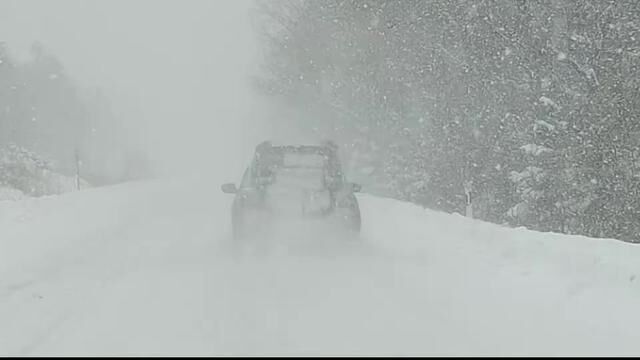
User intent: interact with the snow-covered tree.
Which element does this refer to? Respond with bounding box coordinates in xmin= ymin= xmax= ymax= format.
xmin=255 ymin=0 xmax=640 ymax=241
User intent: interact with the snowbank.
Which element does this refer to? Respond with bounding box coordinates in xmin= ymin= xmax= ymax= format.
xmin=360 ymin=195 xmax=640 ymax=356
xmin=0 ymin=187 xmax=25 ymax=201
xmin=0 ymin=143 xmax=91 ymax=200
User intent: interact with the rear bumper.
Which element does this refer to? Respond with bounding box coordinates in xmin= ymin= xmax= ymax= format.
xmin=233 ymin=205 xmax=359 ymax=240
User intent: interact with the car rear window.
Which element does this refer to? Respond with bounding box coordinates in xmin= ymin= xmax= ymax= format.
xmin=282 ymin=153 xmax=326 ymax=168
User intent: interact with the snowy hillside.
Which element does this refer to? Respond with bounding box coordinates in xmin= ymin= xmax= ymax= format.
xmin=0 ymin=144 xmax=91 ymax=201
xmin=1 ymin=176 xmax=640 ymax=356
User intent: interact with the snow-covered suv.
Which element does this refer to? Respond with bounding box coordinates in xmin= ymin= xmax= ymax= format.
xmin=221 ymin=141 xmax=362 ymax=242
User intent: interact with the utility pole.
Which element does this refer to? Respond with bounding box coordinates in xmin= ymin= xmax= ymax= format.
xmin=75 ymin=148 xmax=81 ymax=191
xmin=464 ymin=179 xmax=473 ymax=219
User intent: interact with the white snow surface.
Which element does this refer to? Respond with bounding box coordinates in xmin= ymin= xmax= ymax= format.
xmin=1 ymin=176 xmax=640 ymax=356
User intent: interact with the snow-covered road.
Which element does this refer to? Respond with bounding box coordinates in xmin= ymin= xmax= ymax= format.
xmin=2 ymin=176 xmax=640 ymax=356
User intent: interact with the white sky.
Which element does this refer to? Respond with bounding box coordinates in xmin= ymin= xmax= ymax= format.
xmin=0 ymin=0 xmax=264 ymax=176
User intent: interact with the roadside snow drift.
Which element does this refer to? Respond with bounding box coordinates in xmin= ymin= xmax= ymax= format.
xmin=1 ymin=176 xmax=640 ymax=356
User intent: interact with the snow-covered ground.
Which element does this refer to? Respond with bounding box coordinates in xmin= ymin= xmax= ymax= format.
xmin=1 ymin=176 xmax=640 ymax=356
